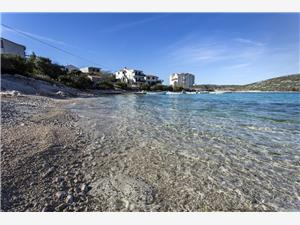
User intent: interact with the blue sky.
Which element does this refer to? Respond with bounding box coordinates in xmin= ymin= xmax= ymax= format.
xmin=1 ymin=13 xmax=299 ymax=85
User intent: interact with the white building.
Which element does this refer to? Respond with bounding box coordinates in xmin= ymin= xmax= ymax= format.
xmin=115 ymin=67 xmax=146 ymax=85
xmin=80 ymin=67 xmax=101 ymax=74
xmin=1 ymin=38 xmax=26 ymax=58
xmin=169 ymin=73 xmax=195 ymax=89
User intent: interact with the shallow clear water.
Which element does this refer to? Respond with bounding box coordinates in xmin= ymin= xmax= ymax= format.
xmin=68 ymin=92 xmax=300 ymax=211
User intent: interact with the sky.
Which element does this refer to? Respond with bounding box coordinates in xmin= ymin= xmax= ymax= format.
xmin=1 ymin=13 xmax=299 ymax=85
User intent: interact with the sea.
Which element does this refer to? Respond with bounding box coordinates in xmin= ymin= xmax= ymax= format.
xmin=67 ymin=92 xmax=300 ymax=211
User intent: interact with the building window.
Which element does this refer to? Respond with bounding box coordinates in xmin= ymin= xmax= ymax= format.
xmin=1 ymin=39 xmax=3 ymax=48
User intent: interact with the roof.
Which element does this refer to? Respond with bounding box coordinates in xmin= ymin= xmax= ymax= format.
xmin=65 ymin=64 xmax=79 ymax=69
xmin=81 ymin=66 xmax=101 ymax=69
xmin=1 ymin=37 xmax=26 ymax=49
xmin=146 ymin=75 xmax=158 ymax=77
xmin=172 ymin=72 xmax=195 ymax=77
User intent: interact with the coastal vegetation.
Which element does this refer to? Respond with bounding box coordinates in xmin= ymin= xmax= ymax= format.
xmin=2 ymin=54 xmax=299 ymax=92
xmin=194 ymin=74 xmax=300 ymax=92
xmin=58 ymin=72 xmax=93 ymax=90
xmin=241 ymin=74 xmax=300 ymax=92
xmin=1 ymin=54 xmax=170 ymax=92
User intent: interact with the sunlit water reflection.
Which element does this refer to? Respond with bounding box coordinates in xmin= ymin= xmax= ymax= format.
xmin=67 ymin=92 xmax=300 ymax=211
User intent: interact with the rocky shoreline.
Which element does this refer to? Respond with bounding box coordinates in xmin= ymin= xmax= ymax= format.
xmin=1 ymin=94 xmax=97 ymax=212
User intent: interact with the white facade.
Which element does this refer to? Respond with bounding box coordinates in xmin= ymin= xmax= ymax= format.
xmin=1 ymin=38 xmax=26 ymax=58
xmin=115 ymin=68 xmax=146 ymax=85
xmin=170 ymin=73 xmax=195 ymax=89
xmin=80 ymin=67 xmax=101 ymax=74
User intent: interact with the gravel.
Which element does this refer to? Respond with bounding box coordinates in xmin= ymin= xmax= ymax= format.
xmin=1 ymin=95 xmax=96 ymax=212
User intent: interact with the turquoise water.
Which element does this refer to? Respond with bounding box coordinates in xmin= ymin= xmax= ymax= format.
xmin=69 ymin=92 xmax=300 ymax=211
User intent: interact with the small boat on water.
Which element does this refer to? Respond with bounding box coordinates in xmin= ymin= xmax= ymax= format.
xmin=209 ymin=91 xmax=225 ymax=94
xmin=166 ymin=91 xmax=182 ymax=95
xmin=135 ymin=90 xmax=147 ymax=94
xmin=146 ymin=91 xmax=167 ymax=95
xmin=209 ymin=91 xmax=232 ymax=94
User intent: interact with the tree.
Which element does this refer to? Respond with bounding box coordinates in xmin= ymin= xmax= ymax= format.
xmin=172 ymin=85 xmax=184 ymax=92
xmin=97 ymin=81 xmax=114 ymax=90
xmin=34 ymin=57 xmax=60 ymax=79
xmin=58 ymin=73 xmax=93 ymax=90
xmin=150 ymin=84 xmax=172 ymax=91
xmin=1 ymin=55 xmax=29 ymax=75
xmin=140 ymin=83 xmax=151 ymax=91
xmin=26 ymin=52 xmax=37 ymax=74
xmin=115 ymin=81 xmax=128 ymax=90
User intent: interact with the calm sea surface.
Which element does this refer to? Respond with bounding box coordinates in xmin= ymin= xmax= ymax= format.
xmin=68 ymin=92 xmax=300 ymax=211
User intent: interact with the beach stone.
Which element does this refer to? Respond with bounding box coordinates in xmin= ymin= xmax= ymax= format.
xmin=55 ymin=176 xmax=65 ymax=183
xmin=75 ymin=171 xmax=80 ymax=177
xmin=65 ymin=194 xmax=74 ymax=204
xmin=41 ymin=205 xmax=52 ymax=212
xmin=56 ymin=91 xmax=65 ymax=97
xmin=55 ymin=191 xmax=67 ymax=200
xmin=80 ymin=183 xmax=89 ymax=193
xmin=25 ymin=202 xmax=34 ymax=209
xmin=42 ymin=167 xmax=54 ymax=178
xmin=59 ymin=180 xmax=67 ymax=188
xmin=56 ymin=203 xmax=67 ymax=211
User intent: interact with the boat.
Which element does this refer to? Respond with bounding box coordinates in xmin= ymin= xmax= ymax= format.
xmin=166 ymin=91 xmax=182 ymax=95
xmin=209 ymin=91 xmax=228 ymax=94
xmin=146 ymin=91 xmax=167 ymax=95
xmin=135 ymin=90 xmax=147 ymax=94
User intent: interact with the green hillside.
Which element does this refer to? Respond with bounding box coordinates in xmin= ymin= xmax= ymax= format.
xmin=241 ymin=74 xmax=300 ymax=91
xmin=194 ymin=74 xmax=300 ymax=91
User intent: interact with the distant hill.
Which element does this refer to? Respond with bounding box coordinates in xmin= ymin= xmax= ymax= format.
xmin=240 ymin=74 xmax=300 ymax=91
xmin=194 ymin=74 xmax=300 ymax=92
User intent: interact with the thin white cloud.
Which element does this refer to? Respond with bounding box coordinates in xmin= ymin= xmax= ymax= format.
xmin=225 ymin=63 xmax=251 ymax=69
xmin=98 ymin=14 xmax=168 ymax=33
xmin=164 ymin=36 xmax=266 ymax=67
xmin=234 ymin=38 xmax=264 ymax=46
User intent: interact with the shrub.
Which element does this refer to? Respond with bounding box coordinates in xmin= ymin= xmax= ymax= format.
xmin=68 ymin=70 xmax=82 ymax=76
xmin=115 ymin=81 xmax=128 ymax=90
xmin=150 ymin=84 xmax=171 ymax=91
xmin=1 ymin=54 xmax=30 ymax=75
xmin=97 ymin=81 xmax=114 ymax=90
xmin=34 ymin=57 xmax=66 ymax=79
xmin=173 ymin=86 xmax=184 ymax=92
xmin=140 ymin=83 xmax=151 ymax=91
xmin=58 ymin=73 xmax=93 ymax=90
